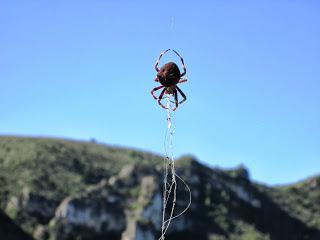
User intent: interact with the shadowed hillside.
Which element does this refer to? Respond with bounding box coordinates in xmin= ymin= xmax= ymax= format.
xmin=0 ymin=209 xmax=34 ymax=240
xmin=0 ymin=136 xmax=319 ymax=240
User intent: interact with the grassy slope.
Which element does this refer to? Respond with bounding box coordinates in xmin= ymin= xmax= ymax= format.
xmin=0 ymin=136 xmax=162 ymax=204
xmin=263 ymin=176 xmax=320 ymax=230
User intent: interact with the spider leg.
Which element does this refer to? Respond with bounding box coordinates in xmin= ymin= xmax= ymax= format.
xmin=179 ymin=78 xmax=188 ymax=84
xmin=171 ymin=89 xmax=179 ymax=111
xmin=172 ymin=49 xmax=187 ymax=77
xmin=158 ymin=88 xmax=168 ymax=109
xmin=155 ymin=49 xmax=170 ymax=72
xmin=176 ymin=86 xmax=187 ymax=104
xmin=154 ymin=77 xmax=159 ymax=82
xmin=151 ymin=85 xmax=164 ymax=100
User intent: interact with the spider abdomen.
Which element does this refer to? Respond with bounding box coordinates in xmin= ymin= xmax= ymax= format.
xmin=157 ymin=62 xmax=181 ymax=87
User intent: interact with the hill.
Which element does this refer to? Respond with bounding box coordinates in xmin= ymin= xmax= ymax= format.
xmin=0 ymin=136 xmax=319 ymax=240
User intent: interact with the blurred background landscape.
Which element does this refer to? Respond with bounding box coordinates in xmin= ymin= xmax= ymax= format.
xmin=0 ymin=1 xmax=319 ymax=239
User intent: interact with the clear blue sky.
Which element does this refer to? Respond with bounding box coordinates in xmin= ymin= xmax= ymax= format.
xmin=1 ymin=0 xmax=319 ymax=185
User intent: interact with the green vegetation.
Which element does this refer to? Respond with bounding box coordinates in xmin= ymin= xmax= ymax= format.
xmin=229 ymin=221 xmax=270 ymax=240
xmin=0 ymin=136 xmax=161 ymax=204
xmin=264 ymin=176 xmax=320 ymax=230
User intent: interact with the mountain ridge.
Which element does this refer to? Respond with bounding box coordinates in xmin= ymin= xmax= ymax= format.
xmin=0 ymin=136 xmax=319 ymax=240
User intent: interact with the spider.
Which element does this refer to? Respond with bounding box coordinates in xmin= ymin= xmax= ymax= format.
xmin=151 ymin=49 xmax=187 ymax=111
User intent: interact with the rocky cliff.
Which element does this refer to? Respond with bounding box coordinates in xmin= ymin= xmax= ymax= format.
xmin=0 ymin=136 xmax=319 ymax=240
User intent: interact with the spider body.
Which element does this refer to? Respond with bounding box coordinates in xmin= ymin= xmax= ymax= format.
xmin=151 ymin=49 xmax=187 ymax=111
xmin=157 ymin=62 xmax=181 ymax=87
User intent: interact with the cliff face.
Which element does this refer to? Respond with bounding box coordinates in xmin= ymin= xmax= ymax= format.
xmin=0 ymin=136 xmax=319 ymax=240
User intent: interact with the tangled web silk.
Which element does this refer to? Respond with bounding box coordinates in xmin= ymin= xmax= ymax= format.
xmin=158 ymin=95 xmax=192 ymax=240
